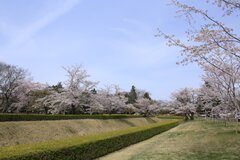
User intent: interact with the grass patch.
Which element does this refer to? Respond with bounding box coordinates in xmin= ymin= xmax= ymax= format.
xmin=0 ymin=114 xmax=142 ymax=122
xmin=0 ymin=117 xmax=161 ymax=147
xmin=157 ymin=114 xmax=184 ymax=119
xmin=0 ymin=119 xmax=182 ymax=160
xmin=100 ymin=120 xmax=240 ymax=160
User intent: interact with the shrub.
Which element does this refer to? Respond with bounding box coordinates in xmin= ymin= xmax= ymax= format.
xmin=0 ymin=114 xmax=142 ymax=122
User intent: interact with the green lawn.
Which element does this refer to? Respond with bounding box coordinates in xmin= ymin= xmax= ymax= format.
xmin=100 ymin=119 xmax=240 ymax=160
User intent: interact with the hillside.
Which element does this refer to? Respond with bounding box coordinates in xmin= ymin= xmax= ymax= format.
xmin=0 ymin=117 xmax=160 ymax=147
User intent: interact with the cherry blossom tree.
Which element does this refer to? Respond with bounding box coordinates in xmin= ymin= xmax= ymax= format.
xmin=134 ymin=98 xmax=160 ymax=116
xmin=34 ymin=90 xmax=89 ymax=114
xmin=157 ymin=0 xmax=240 ymax=65
xmin=88 ymin=94 xmax=105 ymax=114
xmin=196 ymin=81 xmax=222 ymax=117
xmin=123 ymin=104 xmax=137 ymax=114
xmin=10 ymin=80 xmax=47 ymax=112
xmin=92 ymin=85 xmax=128 ymax=114
xmin=157 ymin=0 xmax=240 ymax=73
xmin=202 ymin=62 xmax=240 ymax=114
xmin=0 ymin=62 xmax=27 ymax=112
xmin=171 ymin=88 xmax=197 ymax=120
xmin=158 ymin=0 xmax=240 ymax=119
xmin=33 ymin=65 xmax=98 ymax=114
xmin=63 ymin=65 xmax=98 ymax=92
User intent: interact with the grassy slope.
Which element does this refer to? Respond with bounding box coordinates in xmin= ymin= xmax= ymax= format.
xmin=0 ymin=119 xmax=181 ymax=160
xmin=0 ymin=117 xmax=160 ymax=147
xmin=99 ymin=119 xmax=240 ymax=160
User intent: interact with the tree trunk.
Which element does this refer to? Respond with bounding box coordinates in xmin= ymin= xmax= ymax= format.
xmin=2 ymin=94 xmax=11 ymax=113
xmin=71 ymin=104 xmax=76 ymax=114
xmin=236 ymin=118 xmax=239 ymax=134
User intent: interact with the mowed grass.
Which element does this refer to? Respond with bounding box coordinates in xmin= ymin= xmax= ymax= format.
xmin=0 ymin=117 xmax=161 ymax=147
xmin=99 ymin=119 xmax=240 ymax=160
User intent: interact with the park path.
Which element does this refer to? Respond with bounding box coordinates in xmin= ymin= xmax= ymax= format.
xmin=98 ymin=122 xmax=190 ymax=160
xmin=98 ymin=120 xmax=240 ymax=160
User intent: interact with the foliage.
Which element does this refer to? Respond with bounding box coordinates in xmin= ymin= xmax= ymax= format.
xmin=51 ymin=82 xmax=63 ymax=93
xmin=33 ymin=65 xmax=99 ymax=114
xmin=143 ymin=92 xmax=152 ymax=101
xmin=135 ymin=98 xmax=153 ymax=116
xmin=126 ymin=85 xmax=138 ymax=104
xmin=0 ymin=64 xmax=162 ymax=116
xmin=10 ymin=81 xmax=47 ymax=113
xmin=170 ymin=88 xmax=197 ymax=120
xmin=0 ymin=62 xmax=27 ymax=112
xmin=158 ymin=0 xmax=240 ymax=119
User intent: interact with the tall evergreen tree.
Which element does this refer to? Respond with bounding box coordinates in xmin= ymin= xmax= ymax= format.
xmin=126 ymin=85 xmax=137 ymax=104
xmin=52 ymin=82 xmax=63 ymax=93
xmin=91 ymin=88 xmax=97 ymax=94
xmin=143 ymin=92 xmax=152 ymax=101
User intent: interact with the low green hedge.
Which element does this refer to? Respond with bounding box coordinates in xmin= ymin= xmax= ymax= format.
xmin=0 ymin=119 xmax=182 ymax=160
xmin=0 ymin=114 xmax=142 ymax=122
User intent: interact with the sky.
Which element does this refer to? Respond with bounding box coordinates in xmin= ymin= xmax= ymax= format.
xmin=0 ymin=0 xmax=204 ymax=100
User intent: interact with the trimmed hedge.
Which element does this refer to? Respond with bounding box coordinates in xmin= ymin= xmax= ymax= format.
xmin=0 ymin=119 xmax=182 ymax=160
xmin=0 ymin=114 xmax=142 ymax=122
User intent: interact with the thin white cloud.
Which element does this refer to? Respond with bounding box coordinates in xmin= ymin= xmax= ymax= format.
xmin=109 ymin=27 xmax=133 ymax=36
xmin=122 ymin=18 xmax=142 ymax=26
xmin=0 ymin=21 xmax=7 ymax=33
xmin=109 ymin=18 xmax=165 ymax=66
xmin=126 ymin=43 xmax=169 ymax=66
xmin=7 ymin=0 xmax=81 ymax=48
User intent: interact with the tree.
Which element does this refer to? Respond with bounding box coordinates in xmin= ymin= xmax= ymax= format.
xmin=202 ymin=64 xmax=239 ymax=114
xmin=0 ymin=62 xmax=27 ymax=112
xmin=91 ymin=88 xmax=97 ymax=94
xmin=135 ymin=98 xmax=151 ymax=116
xmin=143 ymin=92 xmax=152 ymax=101
xmin=171 ymin=88 xmax=197 ymax=120
xmin=134 ymin=98 xmax=160 ymax=117
xmin=63 ymin=65 xmax=98 ymax=92
xmin=158 ymin=0 xmax=240 ymax=66
xmin=123 ymin=104 xmax=137 ymax=114
xmin=62 ymin=65 xmax=98 ymax=114
xmin=10 ymin=80 xmax=47 ymax=112
xmin=34 ymin=65 xmax=98 ymax=114
xmin=93 ymin=85 xmax=128 ymax=114
xmin=196 ymin=81 xmax=222 ymax=117
xmin=158 ymin=0 xmax=240 ymax=119
xmin=51 ymin=82 xmax=63 ymax=93
xmin=33 ymin=90 xmax=81 ymax=114
xmin=126 ymin=85 xmax=138 ymax=104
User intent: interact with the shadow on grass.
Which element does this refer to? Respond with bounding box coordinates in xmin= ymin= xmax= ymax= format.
xmin=118 ymin=119 xmax=136 ymax=127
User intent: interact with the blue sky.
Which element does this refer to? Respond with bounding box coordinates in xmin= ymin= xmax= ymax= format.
xmin=0 ymin=0 xmax=203 ymax=100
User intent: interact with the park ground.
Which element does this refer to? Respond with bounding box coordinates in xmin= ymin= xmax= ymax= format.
xmin=99 ymin=119 xmax=240 ymax=160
